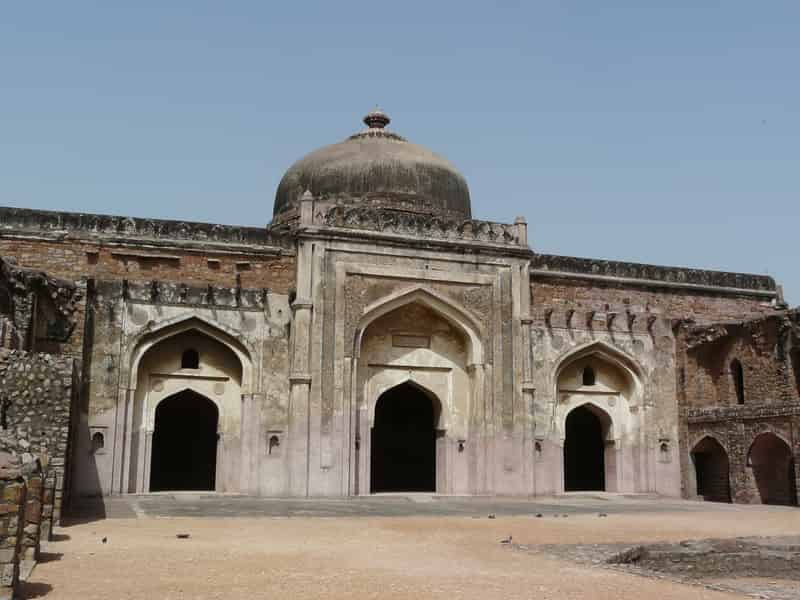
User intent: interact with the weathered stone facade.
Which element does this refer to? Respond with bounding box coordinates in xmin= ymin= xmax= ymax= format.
xmin=0 ymin=109 xmax=794 ymax=507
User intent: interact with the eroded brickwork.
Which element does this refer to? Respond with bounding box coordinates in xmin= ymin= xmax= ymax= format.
xmin=679 ymin=310 xmax=800 ymax=505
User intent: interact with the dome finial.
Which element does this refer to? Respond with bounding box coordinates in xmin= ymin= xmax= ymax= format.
xmin=363 ymin=107 xmax=390 ymax=129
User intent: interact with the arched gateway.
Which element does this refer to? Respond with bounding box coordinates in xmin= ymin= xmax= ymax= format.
xmin=355 ymin=287 xmax=484 ymax=495
xmin=370 ymin=382 xmax=441 ymax=492
xmin=150 ymin=390 xmax=219 ymax=491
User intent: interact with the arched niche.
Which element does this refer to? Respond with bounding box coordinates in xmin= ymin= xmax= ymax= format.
xmin=150 ymin=389 xmax=219 ymax=492
xmin=747 ymin=432 xmax=797 ymax=506
xmin=370 ymin=381 xmax=442 ymax=493
xmin=554 ymin=342 xmax=644 ymax=494
xmin=690 ymin=436 xmax=731 ymax=503
xmin=353 ymin=287 xmax=484 ymax=495
xmin=126 ymin=322 xmax=248 ymax=494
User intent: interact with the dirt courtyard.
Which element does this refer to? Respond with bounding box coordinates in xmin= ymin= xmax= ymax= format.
xmin=25 ymin=497 xmax=800 ymax=599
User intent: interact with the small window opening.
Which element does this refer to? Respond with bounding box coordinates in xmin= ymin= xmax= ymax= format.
xmin=582 ymin=366 xmax=596 ymax=386
xmin=731 ymin=359 xmax=745 ymax=405
xmin=268 ymin=435 xmax=280 ymax=455
xmin=181 ymin=349 xmax=200 ymax=369
xmin=91 ymin=432 xmax=105 ymax=453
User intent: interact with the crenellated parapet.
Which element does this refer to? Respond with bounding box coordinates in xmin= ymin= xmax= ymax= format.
xmin=531 ymin=253 xmax=777 ymax=296
xmin=307 ymin=203 xmax=529 ymax=248
xmin=0 ymin=206 xmax=293 ymax=252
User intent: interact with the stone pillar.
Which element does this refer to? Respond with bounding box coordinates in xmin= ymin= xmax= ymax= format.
xmin=0 ymin=455 xmax=28 ymax=600
xmin=19 ymin=468 xmax=42 ymax=575
xmin=39 ymin=471 xmax=56 ymax=543
xmin=287 ymin=231 xmax=315 ymax=496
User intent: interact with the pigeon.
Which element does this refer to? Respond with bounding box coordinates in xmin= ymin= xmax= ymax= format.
xmin=500 ymin=535 xmax=513 ymax=544
xmin=487 ymin=514 xmax=496 ymax=519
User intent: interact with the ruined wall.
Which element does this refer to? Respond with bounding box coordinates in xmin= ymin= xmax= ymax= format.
xmin=679 ymin=311 xmax=800 ymax=506
xmin=0 ymin=454 xmax=46 ymax=600
xmin=0 ymin=349 xmax=76 ymax=522
xmin=0 ymin=207 xmax=296 ymax=293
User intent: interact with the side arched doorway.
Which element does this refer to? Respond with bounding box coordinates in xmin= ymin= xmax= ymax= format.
xmin=370 ymin=383 xmax=439 ymax=493
xmin=563 ymin=405 xmax=608 ymax=491
xmin=691 ymin=437 xmax=731 ymax=503
xmin=748 ymin=433 xmax=798 ymax=506
xmin=150 ymin=390 xmax=219 ymax=492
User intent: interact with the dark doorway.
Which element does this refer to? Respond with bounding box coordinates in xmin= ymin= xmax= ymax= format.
xmin=564 ymin=406 xmax=606 ymax=491
xmin=150 ymin=390 xmax=218 ymax=492
xmin=749 ymin=434 xmax=798 ymax=506
xmin=370 ymin=383 xmax=437 ymax=493
xmin=692 ymin=437 xmax=731 ymax=503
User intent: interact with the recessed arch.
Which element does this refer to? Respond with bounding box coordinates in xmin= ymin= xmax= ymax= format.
xmin=126 ymin=314 xmax=254 ymax=392
xmin=370 ymin=381 xmax=440 ymax=493
xmin=747 ymin=432 xmax=798 ymax=506
xmin=367 ymin=377 xmax=443 ymax=429
xmin=563 ymin=403 xmax=613 ymax=491
xmin=150 ymin=389 xmax=219 ymax=492
xmin=691 ymin=436 xmax=731 ymax=503
xmin=554 ymin=340 xmax=644 ymax=392
xmin=354 ymin=286 xmax=484 ymax=365
xmin=125 ymin=317 xmax=249 ymax=494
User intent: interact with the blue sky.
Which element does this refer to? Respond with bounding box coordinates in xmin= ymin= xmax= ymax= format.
xmin=1 ymin=2 xmax=798 ymax=302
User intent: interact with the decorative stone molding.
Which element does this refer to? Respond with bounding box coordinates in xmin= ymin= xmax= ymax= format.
xmin=531 ymin=253 xmax=777 ymax=295
xmin=316 ymin=205 xmax=527 ymax=247
xmin=0 ymin=206 xmax=293 ymax=251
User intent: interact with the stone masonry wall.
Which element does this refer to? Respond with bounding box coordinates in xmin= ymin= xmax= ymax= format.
xmin=0 ymin=453 xmax=43 ymax=600
xmin=0 ymin=349 xmax=75 ymax=524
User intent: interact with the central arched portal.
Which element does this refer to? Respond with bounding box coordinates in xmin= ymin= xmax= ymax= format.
xmin=370 ymin=383 xmax=438 ymax=493
xmin=564 ymin=405 xmax=607 ymax=491
xmin=150 ymin=390 xmax=219 ymax=492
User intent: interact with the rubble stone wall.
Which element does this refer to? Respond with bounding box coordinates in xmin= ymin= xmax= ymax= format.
xmin=0 ymin=349 xmax=75 ymax=523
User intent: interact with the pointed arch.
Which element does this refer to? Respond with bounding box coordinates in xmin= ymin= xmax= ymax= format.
xmin=690 ymin=435 xmax=731 ymax=503
xmin=368 ymin=377 xmax=444 ymax=429
xmin=125 ymin=314 xmax=255 ymax=392
xmin=747 ymin=432 xmax=797 ymax=506
xmin=554 ymin=340 xmax=644 ymax=386
xmin=354 ymin=285 xmax=484 ymax=365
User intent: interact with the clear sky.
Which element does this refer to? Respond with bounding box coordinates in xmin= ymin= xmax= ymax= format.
xmin=1 ymin=2 xmax=798 ymax=302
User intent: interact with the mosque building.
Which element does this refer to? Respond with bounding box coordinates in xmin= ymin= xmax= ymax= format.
xmin=1 ymin=109 xmax=797 ymax=508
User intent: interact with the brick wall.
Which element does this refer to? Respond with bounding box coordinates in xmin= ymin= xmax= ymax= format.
xmin=0 ymin=238 xmax=297 ymax=293
xmin=531 ymin=278 xmax=777 ymax=326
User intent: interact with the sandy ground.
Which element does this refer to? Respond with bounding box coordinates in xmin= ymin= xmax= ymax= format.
xmin=25 ymin=507 xmax=800 ymax=600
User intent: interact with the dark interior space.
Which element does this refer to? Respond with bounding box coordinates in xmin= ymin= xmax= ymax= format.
xmin=150 ymin=389 xmax=218 ymax=492
xmin=370 ymin=383 xmax=437 ymax=493
xmin=791 ymin=349 xmax=800 ymax=397
xmin=563 ymin=405 xmax=605 ymax=491
xmin=692 ymin=437 xmax=731 ymax=503
xmin=731 ymin=359 xmax=745 ymax=405
xmin=749 ymin=433 xmax=798 ymax=506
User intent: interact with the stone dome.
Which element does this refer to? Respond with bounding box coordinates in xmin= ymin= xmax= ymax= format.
xmin=273 ymin=109 xmax=471 ymax=220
